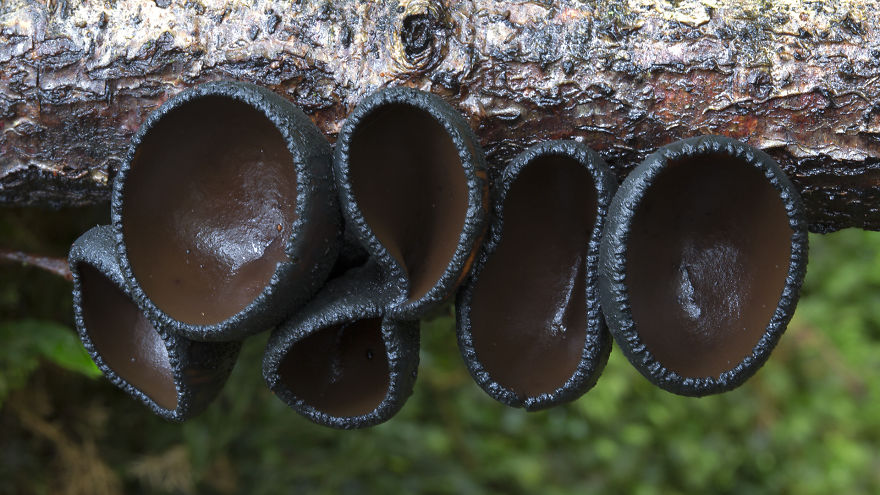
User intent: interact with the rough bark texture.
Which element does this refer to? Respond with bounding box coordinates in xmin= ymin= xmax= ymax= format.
xmin=1 ymin=0 xmax=879 ymax=232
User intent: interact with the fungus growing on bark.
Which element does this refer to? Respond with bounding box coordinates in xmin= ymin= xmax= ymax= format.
xmin=70 ymin=81 xmax=812 ymax=425
xmin=111 ymin=81 xmax=339 ymax=341
xmin=70 ymin=226 xmax=240 ymax=421
xmin=333 ymin=86 xmax=488 ymax=320
xmin=456 ymin=140 xmax=615 ymax=409
xmin=599 ymin=135 xmax=809 ymax=396
xmin=261 ymin=87 xmax=488 ymax=428
xmin=263 ymin=263 xmax=419 ymax=429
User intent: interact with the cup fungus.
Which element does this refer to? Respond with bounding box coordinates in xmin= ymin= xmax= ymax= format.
xmin=111 ymin=81 xmax=339 ymax=341
xmin=263 ymin=262 xmax=419 ymax=429
xmin=262 ymin=86 xmax=487 ymax=427
xmin=70 ymin=226 xmax=241 ymax=421
xmin=333 ymin=87 xmax=488 ymax=319
xmin=456 ymin=141 xmax=616 ymax=409
xmin=599 ymin=135 xmax=808 ymax=396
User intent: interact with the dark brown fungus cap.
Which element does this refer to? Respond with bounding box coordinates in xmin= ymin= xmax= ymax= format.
xmin=263 ymin=262 xmax=419 ymax=429
xmin=599 ymin=135 xmax=809 ymax=396
xmin=70 ymin=226 xmax=241 ymax=421
xmin=111 ymin=81 xmax=339 ymax=341
xmin=333 ymin=87 xmax=488 ymax=319
xmin=456 ymin=140 xmax=616 ymax=410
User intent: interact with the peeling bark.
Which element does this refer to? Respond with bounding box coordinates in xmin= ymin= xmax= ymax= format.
xmin=1 ymin=0 xmax=879 ymax=232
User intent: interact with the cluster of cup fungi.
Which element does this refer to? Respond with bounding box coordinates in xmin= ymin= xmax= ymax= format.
xmin=69 ymin=81 xmax=808 ymax=428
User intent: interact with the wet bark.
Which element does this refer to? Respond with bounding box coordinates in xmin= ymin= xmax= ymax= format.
xmin=1 ymin=0 xmax=879 ymax=232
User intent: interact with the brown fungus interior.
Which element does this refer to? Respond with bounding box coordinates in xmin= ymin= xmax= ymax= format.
xmin=278 ymin=319 xmax=390 ymax=418
xmin=348 ymin=104 xmax=468 ymax=302
xmin=469 ymin=155 xmax=597 ymax=397
xmin=79 ymin=264 xmax=178 ymax=410
xmin=123 ymin=96 xmax=297 ymax=325
xmin=626 ymin=152 xmax=792 ymax=378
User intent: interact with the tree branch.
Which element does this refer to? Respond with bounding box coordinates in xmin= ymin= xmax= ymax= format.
xmin=0 ymin=248 xmax=72 ymax=281
xmin=1 ymin=0 xmax=879 ymax=232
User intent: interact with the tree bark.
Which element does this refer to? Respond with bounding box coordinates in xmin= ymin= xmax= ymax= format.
xmin=1 ymin=0 xmax=879 ymax=232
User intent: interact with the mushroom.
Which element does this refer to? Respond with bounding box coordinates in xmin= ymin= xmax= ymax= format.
xmin=70 ymin=226 xmax=240 ymax=421
xmin=599 ymin=135 xmax=809 ymax=395
xmin=332 ymin=86 xmax=488 ymax=320
xmin=263 ymin=262 xmax=419 ymax=429
xmin=111 ymin=81 xmax=340 ymax=341
xmin=262 ymin=86 xmax=487 ymax=427
xmin=456 ymin=140 xmax=616 ymax=409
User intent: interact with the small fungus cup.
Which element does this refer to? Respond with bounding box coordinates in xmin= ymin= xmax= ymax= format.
xmin=70 ymin=226 xmax=241 ymax=421
xmin=599 ymin=135 xmax=809 ymax=396
xmin=456 ymin=140 xmax=616 ymax=409
xmin=333 ymin=87 xmax=488 ymax=319
xmin=111 ymin=81 xmax=339 ymax=341
xmin=263 ymin=262 xmax=419 ymax=429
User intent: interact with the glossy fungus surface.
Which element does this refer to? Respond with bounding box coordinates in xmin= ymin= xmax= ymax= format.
xmin=347 ymin=104 xmax=468 ymax=303
xmin=278 ymin=319 xmax=390 ymax=418
xmin=469 ymin=155 xmax=597 ymax=396
xmin=626 ymin=152 xmax=792 ymax=378
xmin=122 ymin=96 xmax=297 ymax=325
xmin=79 ymin=264 xmax=177 ymax=410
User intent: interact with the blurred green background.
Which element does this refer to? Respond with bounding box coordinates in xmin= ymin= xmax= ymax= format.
xmin=1 ymin=205 xmax=878 ymax=495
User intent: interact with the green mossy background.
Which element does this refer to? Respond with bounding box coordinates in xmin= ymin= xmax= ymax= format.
xmin=1 ymin=206 xmax=878 ymax=494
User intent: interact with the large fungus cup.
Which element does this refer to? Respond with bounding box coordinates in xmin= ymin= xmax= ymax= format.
xmin=599 ymin=135 xmax=808 ymax=396
xmin=111 ymin=81 xmax=339 ymax=341
xmin=263 ymin=262 xmax=419 ymax=429
xmin=456 ymin=140 xmax=616 ymax=409
xmin=333 ymin=87 xmax=488 ymax=319
xmin=70 ymin=226 xmax=241 ymax=421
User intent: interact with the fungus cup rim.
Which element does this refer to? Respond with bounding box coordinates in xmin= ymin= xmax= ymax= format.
xmin=262 ymin=263 xmax=420 ymax=429
xmin=70 ymin=226 xmax=241 ymax=421
xmin=598 ymin=135 xmax=809 ymax=396
xmin=456 ymin=139 xmax=616 ymax=410
xmin=333 ymin=86 xmax=488 ymax=320
xmin=111 ymin=80 xmax=338 ymax=342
